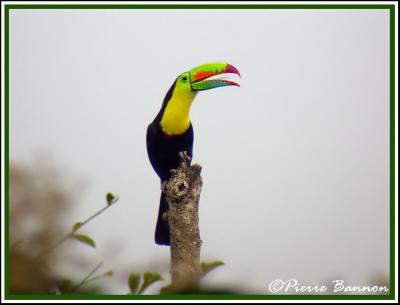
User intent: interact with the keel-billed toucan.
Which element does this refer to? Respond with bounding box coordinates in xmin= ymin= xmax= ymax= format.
xmin=146 ymin=62 xmax=240 ymax=246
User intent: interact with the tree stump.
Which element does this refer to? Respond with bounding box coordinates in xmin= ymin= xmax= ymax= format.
xmin=163 ymin=152 xmax=202 ymax=292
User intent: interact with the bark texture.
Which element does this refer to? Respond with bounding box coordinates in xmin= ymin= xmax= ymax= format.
xmin=163 ymin=152 xmax=202 ymax=292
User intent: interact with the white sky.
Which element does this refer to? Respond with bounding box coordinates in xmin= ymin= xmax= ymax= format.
xmin=9 ymin=8 xmax=390 ymax=294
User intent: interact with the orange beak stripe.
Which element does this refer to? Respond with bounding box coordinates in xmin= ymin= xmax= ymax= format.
xmin=194 ymin=71 xmax=215 ymax=80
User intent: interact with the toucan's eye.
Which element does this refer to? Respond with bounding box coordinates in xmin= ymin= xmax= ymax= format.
xmin=182 ymin=76 xmax=188 ymax=82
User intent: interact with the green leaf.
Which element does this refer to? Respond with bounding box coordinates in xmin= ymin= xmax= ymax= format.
xmin=71 ymin=234 xmax=96 ymax=248
xmin=106 ymin=192 xmax=119 ymax=205
xmin=128 ymin=273 xmax=141 ymax=294
xmin=72 ymin=222 xmax=83 ymax=232
xmin=139 ymin=272 xmax=163 ymax=294
xmin=201 ymin=260 xmax=225 ymax=277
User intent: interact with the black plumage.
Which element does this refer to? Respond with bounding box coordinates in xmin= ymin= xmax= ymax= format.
xmin=146 ymin=80 xmax=193 ymax=245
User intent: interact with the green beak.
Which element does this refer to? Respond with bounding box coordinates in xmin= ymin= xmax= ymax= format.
xmin=189 ymin=62 xmax=241 ymax=91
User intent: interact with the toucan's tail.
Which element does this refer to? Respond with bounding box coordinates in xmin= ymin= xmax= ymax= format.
xmin=155 ymin=192 xmax=170 ymax=246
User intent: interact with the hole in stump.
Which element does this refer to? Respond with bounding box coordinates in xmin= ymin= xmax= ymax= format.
xmin=178 ymin=183 xmax=186 ymax=192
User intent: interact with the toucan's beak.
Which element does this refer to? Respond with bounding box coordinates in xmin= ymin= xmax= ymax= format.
xmin=189 ymin=62 xmax=241 ymax=91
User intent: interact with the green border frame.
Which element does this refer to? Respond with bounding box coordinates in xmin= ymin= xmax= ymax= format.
xmin=3 ymin=3 xmax=396 ymax=301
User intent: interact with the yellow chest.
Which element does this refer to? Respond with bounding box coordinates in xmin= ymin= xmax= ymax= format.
xmin=160 ymin=91 xmax=196 ymax=135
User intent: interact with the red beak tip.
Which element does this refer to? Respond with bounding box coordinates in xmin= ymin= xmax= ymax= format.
xmin=226 ymin=64 xmax=241 ymax=77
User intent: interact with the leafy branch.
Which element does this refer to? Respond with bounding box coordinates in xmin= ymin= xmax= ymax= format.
xmin=58 ymin=262 xmax=114 ymax=294
xmin=126 ymin=260 xmax=225 ymax=295
xmin=36 ymin=192 xmax=119 ymax=259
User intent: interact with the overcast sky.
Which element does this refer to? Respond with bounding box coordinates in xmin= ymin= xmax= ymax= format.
xmin=9 ymin=8 xmax=390 ymax=294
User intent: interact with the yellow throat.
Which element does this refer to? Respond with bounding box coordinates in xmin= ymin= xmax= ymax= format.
xmin=160 ymin=89 xmax=197 ymax=135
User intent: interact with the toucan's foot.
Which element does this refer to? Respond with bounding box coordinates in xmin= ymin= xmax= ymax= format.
xmin=178 ymin=151 xmax=191 ymax=162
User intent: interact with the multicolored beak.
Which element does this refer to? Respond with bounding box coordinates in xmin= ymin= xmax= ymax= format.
xmin=189 ymin=62 xmax=241 ymax=91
